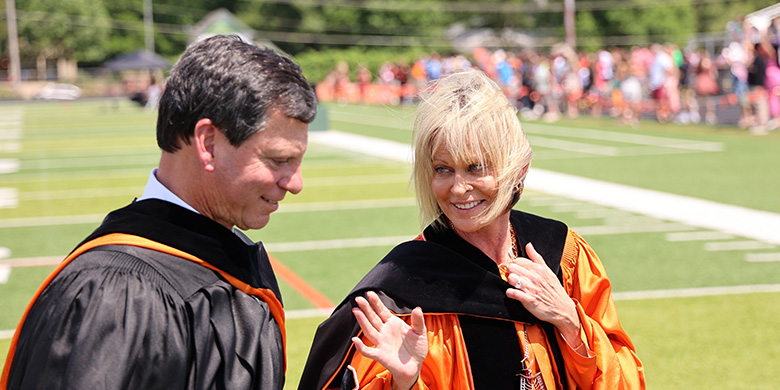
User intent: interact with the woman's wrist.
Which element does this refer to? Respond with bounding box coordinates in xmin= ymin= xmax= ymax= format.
xmin=391 ymin=375 xmax=419 ymax=390
xmin=555 ymin=301 xmax=589 ymax=356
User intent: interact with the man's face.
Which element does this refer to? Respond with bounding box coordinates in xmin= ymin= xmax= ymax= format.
xmin=207 ymin=109 xmax=308 ymax=231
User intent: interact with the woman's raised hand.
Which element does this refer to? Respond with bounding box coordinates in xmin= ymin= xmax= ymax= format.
xmin=351 ymin=291 xmax=428 ymax=390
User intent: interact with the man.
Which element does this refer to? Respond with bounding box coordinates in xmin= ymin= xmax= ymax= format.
xmin=1 ymin=35 xmax=317 ymax=390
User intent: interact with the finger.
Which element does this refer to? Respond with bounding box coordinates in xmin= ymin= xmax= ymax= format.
xmin=506 ymin=284 xmax=535 ymax=305
xmin=352 ymin=336 xmax=380 ymax=360
xmin=525 ymin=242 xmax=546 ymax=265
xmin=355 ymin=295 xmax=384 ymax=330
xmin=366 ymin=291 xmax=393 ymax=322
xmin=505 ymin=258 xmax=534 ymax=277
xmin=410 ymin=307 xmax=426 ymax=335
xmin=352 ymin=308 xmax=381 ymax=342
xmin=506 ymin=272 xmax=524 ymax=290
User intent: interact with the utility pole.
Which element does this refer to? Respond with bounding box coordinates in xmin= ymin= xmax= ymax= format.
xmin=5 ymin=0 xmax=22 ymax=84
xmin=564 ymin=0 xmax=576 ymax=48
xmin=143 ymin=0 xmax=154 ymax=52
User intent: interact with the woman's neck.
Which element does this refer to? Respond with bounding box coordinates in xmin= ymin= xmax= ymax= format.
xmin=450 ymin=214 xmax=515 ymax=266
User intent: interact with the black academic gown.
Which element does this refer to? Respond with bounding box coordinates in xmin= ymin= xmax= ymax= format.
xmin=298 ymin=210 xmax=569 ymax=390
xmin=3 ymin=199 xmax=285 ymax=390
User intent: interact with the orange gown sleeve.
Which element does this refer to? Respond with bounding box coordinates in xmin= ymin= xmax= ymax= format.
xmin=346 ymin=314 xmax=474 ymax=390
xmin=557 ymin=229 xmax=646 ymax=389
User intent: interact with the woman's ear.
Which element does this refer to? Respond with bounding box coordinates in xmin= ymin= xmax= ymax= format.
xmin=507 ymin=165 xmax=530 ymax=211
xmin=193 ymin=118 xmax=217 ymax=172
xmin=518 ymin=165 xmax=529 ymax=181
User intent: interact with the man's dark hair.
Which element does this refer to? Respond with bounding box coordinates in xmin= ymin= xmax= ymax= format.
xmin=157 ymin=35 xmax=317 ymax=152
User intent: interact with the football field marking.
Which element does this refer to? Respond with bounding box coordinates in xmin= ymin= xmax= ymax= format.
xmin=745 ymin=253 xmax=780 ymax=262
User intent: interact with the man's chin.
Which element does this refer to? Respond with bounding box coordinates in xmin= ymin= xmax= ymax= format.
xmin=237 ymin=216 xmax=271 ymax=231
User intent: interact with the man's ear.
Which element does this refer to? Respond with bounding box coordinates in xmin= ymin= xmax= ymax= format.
xmin=193 ymin=118 xmax=218 ymax=172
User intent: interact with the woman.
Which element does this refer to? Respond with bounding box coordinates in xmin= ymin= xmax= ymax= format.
xmin=694 ymin=49 xmax=720 ymax=125
xmin=299 ymin=69 xmax=644 ymax=390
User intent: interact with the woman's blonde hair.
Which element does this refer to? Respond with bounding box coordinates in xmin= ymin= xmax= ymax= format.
xmin=413 ymin=68 xmax=533 ymax=229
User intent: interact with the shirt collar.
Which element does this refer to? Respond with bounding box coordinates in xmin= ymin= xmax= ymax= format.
xmin=138 ymin=168 xmax=200 ymax=214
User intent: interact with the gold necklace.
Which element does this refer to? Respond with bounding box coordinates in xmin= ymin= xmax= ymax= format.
xmin=508 ymin=223 xmax=518 ymax=260
xmin=511 ymin=227 xmax=547 ymax=390
xmin=519 ymin=325 xmax=547 ymax=390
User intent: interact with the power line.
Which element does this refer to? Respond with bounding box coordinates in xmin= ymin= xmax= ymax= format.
xmin=9 ymin=5 xmax=732 ymax=50
xmin=14 ymin=10 xmax=188 ymax=35
xmin=103 ymin=2 xmax=208 ymax=19
xmin=240 ymin=0 xmax=740 ymax=14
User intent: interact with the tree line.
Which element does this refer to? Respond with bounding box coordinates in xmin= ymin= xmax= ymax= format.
xmin=1 ymin=0 xmax=776 ymax=82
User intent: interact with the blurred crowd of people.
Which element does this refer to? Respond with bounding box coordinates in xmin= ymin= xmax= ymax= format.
xmin=316 ymin=16 xmax=780 ymax=133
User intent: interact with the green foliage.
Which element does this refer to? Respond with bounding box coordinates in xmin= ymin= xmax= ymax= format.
xmin=576 ymin=11 xmax=603 ymax=51
xmin=17 ymin=0 xmax=111 ymax=62
xmin=575 ymin=2 xmax=697 ymax=48
xmin=696 ymin=0 xmax=779 ymax=36
xmin=10 ymin=0 xmax=780 ymax=72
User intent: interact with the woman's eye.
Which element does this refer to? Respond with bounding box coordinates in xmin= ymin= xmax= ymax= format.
xmin=434 ymin=166 xmax=451 ymax=174
xmin=468 ymin=164 xmax=485 ymax=173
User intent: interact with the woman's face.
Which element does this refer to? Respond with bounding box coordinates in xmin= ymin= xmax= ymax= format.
xmin=431 ymin=144 xmax=499 ymax=233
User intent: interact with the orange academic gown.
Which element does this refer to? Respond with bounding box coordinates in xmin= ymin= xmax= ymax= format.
xmin=347 ymin=230 xmax=645 ymax=389
xmin=299 ymin=210 xmax=644 ymax=390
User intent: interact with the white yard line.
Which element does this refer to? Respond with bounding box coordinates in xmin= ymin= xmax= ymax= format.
xmin=280 ymin=198 xmax=416 ymax=213
xmin=309 ymin=131 xmax=414 ymax=164
xmin=704 ymin=241 xmax=776 ymax=251
xmin=0 ymin=159 xmax=20 ymax=174
xmin=0 ymin=264 xmax=10 ymax=284
xmin=528 ymin=136 xmax=621 ymax=156
xmin=529 ymin=169 xmax=780 ymax=246
xmin=265 ymin=235 xmax=413 ymax=253
xmin=0 ymin=141 xmax=21 ymax=153
xmin=523 ymin=123 xmax=724 ymax=151
xmin=1 ymin=256 xmax=62 ymax=267
xmin=0 ymin=188 xmax=18 ymax=208
xmin=0 ymin=214 xmax=106 ymax=228
xmin=665 ymin=231 xmax=735 ymax=242
xmin=745 ymin=253 xmax=780 ymax=262
xmin=611 ymin=284 xmax=780 ymax=300
xmin=303 ymin=173 xmax=410 ymax=186
xmin=18 ymin=186 xmax=144 ymax=201
xmin=0 ymin=198 xmax=417 ymax=228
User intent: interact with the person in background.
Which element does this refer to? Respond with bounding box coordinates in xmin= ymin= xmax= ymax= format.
xmin=145 ymin=75 xmax=162 ymax=111
xmin=694 ymin=49 xmax=721 ymax=125
xmin=747 ymin=42 xmax=769 ymax=134
xmin=758 ymin=30 xmax=780 ymax=131
xmin=1 ymin=34 xmax=317 ymax=390
xmin=299 ymin=68 xmax=644 ymax=390
xmin=649 ymin=43 xmax=673 ymax=122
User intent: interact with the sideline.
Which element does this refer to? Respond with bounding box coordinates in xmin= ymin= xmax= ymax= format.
xmin=310 ymin=130 xmax=780 ymax=245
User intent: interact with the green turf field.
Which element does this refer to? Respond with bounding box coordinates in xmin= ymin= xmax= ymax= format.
xmin=1 ymin=100 xmax=779 ymax=389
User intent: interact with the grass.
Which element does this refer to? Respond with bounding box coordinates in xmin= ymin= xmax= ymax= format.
xmin=618 ymin=292 xmax=780 ymax=389
xmin=1 ymin=100 xmax=779 ymax=389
